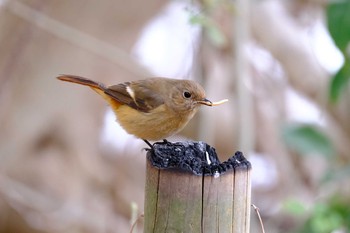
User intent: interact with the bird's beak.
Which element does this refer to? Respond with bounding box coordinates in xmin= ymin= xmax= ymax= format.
xmin=197 ymin=98 xmax=229 ymax=106
xmin=197 ymin=98 xmax=213 ymax=106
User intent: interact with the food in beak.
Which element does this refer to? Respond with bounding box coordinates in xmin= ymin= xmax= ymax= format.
xmin=198 ymin=98 xmax=228 ymax=106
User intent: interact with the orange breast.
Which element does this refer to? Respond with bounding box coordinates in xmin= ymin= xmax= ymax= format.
xmin=114 ymin=104 xmax=194 ymax=140
xmin=91 ymin=87 xmax=196 ymax=140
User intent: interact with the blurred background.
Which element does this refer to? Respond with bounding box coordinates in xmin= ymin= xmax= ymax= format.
xmin=0 ymin=0 xmax=349 ymax=232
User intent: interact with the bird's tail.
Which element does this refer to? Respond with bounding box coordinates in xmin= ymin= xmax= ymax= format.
xmin=57 ymin=74 xmax=122 ymax=110
xmin=57 ymin=75 xmax=104 ymax=89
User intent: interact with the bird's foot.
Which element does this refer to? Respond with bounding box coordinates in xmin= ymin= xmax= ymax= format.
xmin=143 ymin=139 xmax=154 ymax=150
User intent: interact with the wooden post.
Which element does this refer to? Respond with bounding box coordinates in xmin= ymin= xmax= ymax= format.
xmin=144 ymin=141 xmax=251 ymax=233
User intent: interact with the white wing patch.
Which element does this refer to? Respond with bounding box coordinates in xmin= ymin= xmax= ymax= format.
xmin=126 ymin=86 xmax=136 ymax=102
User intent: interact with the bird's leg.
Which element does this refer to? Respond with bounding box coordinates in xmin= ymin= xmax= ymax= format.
xmin=161 ymin=139 xmax=173 ymax=146
xmin=143 ymin=139 xmax=153 ymax=149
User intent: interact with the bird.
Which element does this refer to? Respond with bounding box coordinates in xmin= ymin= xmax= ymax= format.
xmin=57 ymin=75 xmax=227 ymax=147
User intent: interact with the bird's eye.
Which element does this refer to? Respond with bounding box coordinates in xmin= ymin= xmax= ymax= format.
xmin=183 ymin=91 xmax=192 ymax=99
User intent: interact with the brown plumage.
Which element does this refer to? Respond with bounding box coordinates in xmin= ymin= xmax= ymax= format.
xmin=57 ymin=75 xmax=227 ymax=143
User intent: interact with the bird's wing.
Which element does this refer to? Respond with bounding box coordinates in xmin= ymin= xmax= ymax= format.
xmin=104 ymin=81 xmax=164 ymax=113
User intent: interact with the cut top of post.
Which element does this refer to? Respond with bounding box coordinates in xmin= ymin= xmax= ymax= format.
xmin=147 ymin=140 xmax=251 ymax=176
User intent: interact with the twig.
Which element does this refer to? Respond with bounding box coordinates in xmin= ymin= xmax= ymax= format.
xmin=251 ymin=203 xmax=265 ymax=233
xmin=129 ymin=213 xmax=144 ymax=233
xmin=5 ymin=0 xmax=151 ymax=77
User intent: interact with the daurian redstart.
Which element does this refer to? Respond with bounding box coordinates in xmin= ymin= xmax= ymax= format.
xmin=57 ymin=75 xmax=227 ymax=146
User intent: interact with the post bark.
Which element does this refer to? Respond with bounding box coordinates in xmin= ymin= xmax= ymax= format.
xmin=143 ymin=141 xmax=251 ymax=233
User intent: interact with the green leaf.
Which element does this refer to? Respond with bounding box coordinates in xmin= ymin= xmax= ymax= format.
xmin=297 ymin=197 xmax=350 ymax=233
xmin=206 ymin=24 xmax=226 ymax=47
xmin=283 ymin=199 xmax=307 ymax=215
xmin=321 ymin=165 xmax=350 ymax=183
xmin=327 ymin=1 xmax=350 ymax=102
xmin=327 ymin=0 xmax=350 ymax=52
xmin=282 ymin=124 xmax=335 ymax=159
xmin=189 ymin=13 xmax=226 ymax=47
xmin=329 ymin=60 xmax=350 ymax=102
xmin=189 ymin=14 xmax=208 ymax=26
